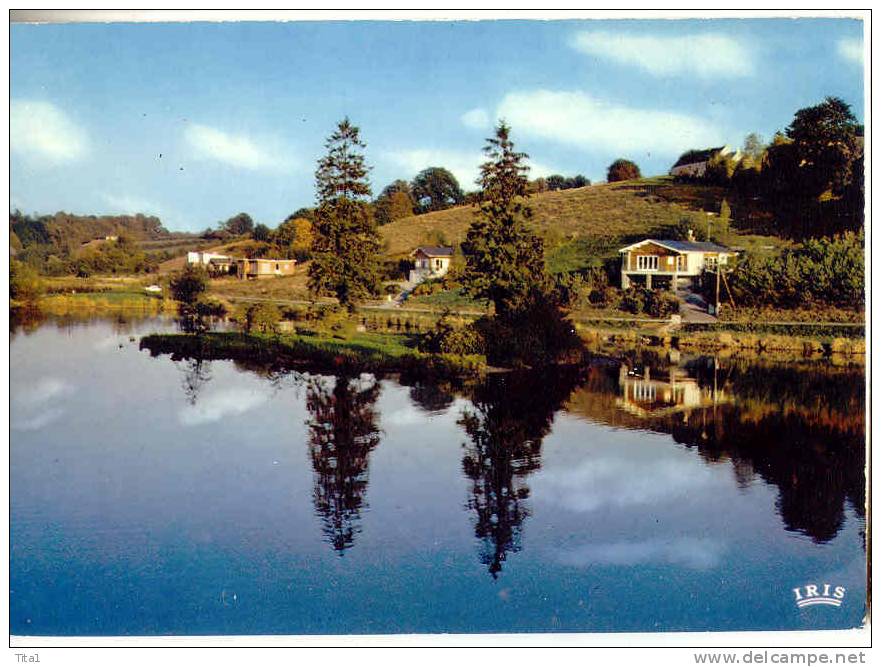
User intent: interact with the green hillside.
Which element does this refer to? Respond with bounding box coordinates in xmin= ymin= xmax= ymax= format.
xmin=380 ymin=176 xmax=781 ymax=273
xmin=11 ymin=211 xmax=171 ymax=253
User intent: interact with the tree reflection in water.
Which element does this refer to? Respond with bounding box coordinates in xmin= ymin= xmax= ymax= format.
xmin=574 ymin=356 xmax=866 ymax=546
xmin=673 ymin=360 xmax=866 ymax=545
xmin=306 ymin=373 xmax=382 ymax=553
xmin=178 ymin=357 xmax=212 ymax=406
xmin=460 ymin=366 xmax=585 ymax=578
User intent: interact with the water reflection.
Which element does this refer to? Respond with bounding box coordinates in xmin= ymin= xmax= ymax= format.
xmin=460 ymin=367 xmax=586 ymax=578
xmin=673 ymin=359 xmax=866 ymax=544
xmin=306 ymin=374 xmax=383 ymax=553
xmin=566 ymin=355 xmax=866 ymax=546
xmin=11 ymin=316 xmax=868 ymax=634
xmin=178 ymin=357 xmax=213 ymax=406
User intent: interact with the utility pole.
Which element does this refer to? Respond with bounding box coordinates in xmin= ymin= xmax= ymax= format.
xmin=715 ymin=264 xmax=721 ymax=316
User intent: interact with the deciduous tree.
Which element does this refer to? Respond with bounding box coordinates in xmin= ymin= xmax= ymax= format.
xmin=606 ymin=159 xmax=641 ymax=182
xmin=411 ymin=167 xmax=464 ymax=213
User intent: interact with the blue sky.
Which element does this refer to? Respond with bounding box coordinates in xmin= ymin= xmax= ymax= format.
xmin=11 ymin=17 xmax=865 ymax=232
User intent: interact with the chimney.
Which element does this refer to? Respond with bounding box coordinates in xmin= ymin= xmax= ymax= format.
xmin=687 ymin=229 xmax=695 ymax=242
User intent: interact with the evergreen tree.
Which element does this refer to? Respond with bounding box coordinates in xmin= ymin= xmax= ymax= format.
xmin=308 ymin=118 xmax=381 ymax=308
xmin=461 ymin=121 xmax=546 ymax=316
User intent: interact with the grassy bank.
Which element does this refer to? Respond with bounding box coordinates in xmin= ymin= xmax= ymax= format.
xmin=140 ymin=331 xmax=486 ymax=379
xmin=32 ymin=291 xmax=176 ymax=317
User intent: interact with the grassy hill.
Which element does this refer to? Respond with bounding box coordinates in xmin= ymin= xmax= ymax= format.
xmin=380 ymin=176 xmax=781 ymax=273
xmin=11 ymin=212 xmax=171 ymax=252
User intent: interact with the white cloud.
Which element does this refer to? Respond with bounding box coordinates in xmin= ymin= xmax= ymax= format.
xmin=178 ymin=387 xmax=271 ymax=426
xmin=571 ymin=31 xmax=754 ymax=78
xmin=837 ymin=37 xmax=863 ymax=66
xmin=184 ymin=123 xmax=289 ymax=171
xmin=556 ymin=537 xmax=725 ymax=570
xmin=12 ymin=377 xmax=73 ymax=432
xmin=383 ymin=147 xmax=559 ymax=191
xmin=13 ymin=408 xmax=67 ymax=432
xmin=533 ymin=451 xmax=718 ymax=514
xmin=11 ymin=100 xmax=88 ymax=165
xmin=497 ymin=89 xmax=724 ymax=156
xmin=461 ymin=107 xmax=491 ymax=130
xmin=19 ymin=377 xmax=73 ymax=407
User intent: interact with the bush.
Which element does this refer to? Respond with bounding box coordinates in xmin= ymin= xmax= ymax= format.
xmin=170 ymin=265 xmax=208 ymax=305
xmin=10 ymin=260 xmax=43 ymax=302
xmin=726 ymin=231 xmax=864 ymax=309
xmin=620 ymin=288 xmax=646 ymax=314
xmin=243 ymin=302 xmax=281 ymax=334
xmin=195 ymin=298 xmax=228 ymax=318
xmin=589 ymin=286 xmax=621 ymax=308
xmin=607 ymin=159 xmax=641 ymax=182
xmin=645 ymin=290 xmax=680 ymax=318
xmin=419 ymin=315 xmax=485 ymax=356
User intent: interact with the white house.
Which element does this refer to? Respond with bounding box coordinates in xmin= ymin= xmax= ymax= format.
xmin=186 ymin=251 xmax=231 ymax=267
xmin=619 ymin=237 xmax=738 ymax=289
xmin=409 ymin=246 xmax=453 ymax=284
xmin=669 ymin=145 xmax=741 ymax=179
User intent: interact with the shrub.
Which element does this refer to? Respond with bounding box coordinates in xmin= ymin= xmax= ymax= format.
xmin=607 ymin=159 xmax=641 ymax=182
xmin=195 ymin=298 xmax=228 ymax=318
xmin=419 ymin=314 xmax=485 ymax=356
xmin=170 ymin=265 xmax=209 ymax=305
xmin=645 ymin=290 xmax=680 ymax=318
xmin=726 ymin=231 xmax=864 ymax=309
xmin=243 ymin=302 xmax=281 ymax=334
xmin=620 ymin=288 xmax=646 ymax=314
xmin=10 ymin=260 xmax=43 ymax=303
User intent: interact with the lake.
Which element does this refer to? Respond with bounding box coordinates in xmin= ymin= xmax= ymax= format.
xmin=10 ymin=315 xmax=867 ymax=636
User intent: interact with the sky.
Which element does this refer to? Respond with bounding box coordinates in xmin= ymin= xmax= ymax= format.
xmin=10 ymin=17 xmax=865 ymax=233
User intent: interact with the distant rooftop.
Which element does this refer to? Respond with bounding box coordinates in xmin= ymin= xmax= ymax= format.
xmin=620 ymin=239 xmax=734 ymax=253
xmin=413 ymin=246 xmax=454 ymax=257
xmin=671 ymin=146 xmax=727 ymax=168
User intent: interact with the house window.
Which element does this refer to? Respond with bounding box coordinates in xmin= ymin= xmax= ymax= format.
xmin=633 ymin=383 xmax=656 ymax=401
xmin=636 ymin=255 xmax=659 ymax=271
xmin=676 ymin=255 xmax=686 ymax=271
xmin=276 ymin=263 xmax=280 ymax=271
xmin=435 ymin=259 xmax=442 ymax=269
xmin=706 ymin=256 xmax=718 ymax=270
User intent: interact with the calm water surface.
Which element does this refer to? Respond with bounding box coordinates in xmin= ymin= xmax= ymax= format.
xmin=10 ymin=316 xmax=867 ymax=635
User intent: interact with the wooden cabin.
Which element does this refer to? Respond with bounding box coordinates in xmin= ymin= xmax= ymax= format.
xmin=235 ymin=258 xmax=297 ymax=280
xmin=619 ymin=238 xmax=738 ymax=289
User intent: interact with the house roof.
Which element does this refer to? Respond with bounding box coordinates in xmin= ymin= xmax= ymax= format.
xmin=671 ymin=146 xmax=727 ymax=168
xmin=619 ymin=239 xmax=735 ymax=254
xmin=412 ymin=246 xmax=454 ymax=257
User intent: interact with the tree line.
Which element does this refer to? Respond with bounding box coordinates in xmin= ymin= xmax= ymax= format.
xmin=675 ymin=96 xmax=864 ymax=239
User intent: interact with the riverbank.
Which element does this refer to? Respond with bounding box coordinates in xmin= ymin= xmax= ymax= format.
xmin=15 ymin=285 xmax=866 ymax=363
xmin=140 ymin=331 xmax=486 ymax=380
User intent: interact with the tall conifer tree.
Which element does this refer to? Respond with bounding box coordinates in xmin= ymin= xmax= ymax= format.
xmin=308 ymin=118 xmax=380 ymax=308
xmin=461 ymin=121 xmax=546 ymax=316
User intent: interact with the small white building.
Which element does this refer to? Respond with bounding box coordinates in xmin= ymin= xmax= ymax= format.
xmin=187 ymin=251 xmax=232 ymax=267
xmin=409 ymin=246 xmax=453 ymax=284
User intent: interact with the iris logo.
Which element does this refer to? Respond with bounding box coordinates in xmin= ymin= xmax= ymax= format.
xmin=793 ymin=583 xmax=846 ymax=608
